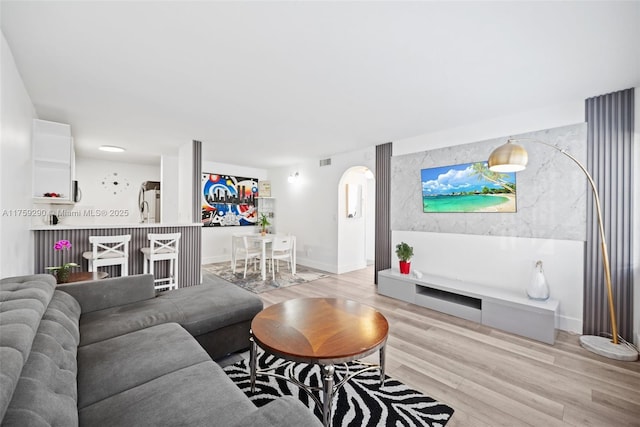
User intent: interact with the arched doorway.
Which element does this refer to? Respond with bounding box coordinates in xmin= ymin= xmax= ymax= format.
xmin=337 ymin=166 xmax=375 ymax=274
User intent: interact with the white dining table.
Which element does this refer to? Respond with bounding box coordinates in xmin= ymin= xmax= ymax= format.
xmin=235 ymin=234 xmax=297 ymax=281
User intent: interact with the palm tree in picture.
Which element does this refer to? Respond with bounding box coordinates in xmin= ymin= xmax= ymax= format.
xmin=470 ymin=162 xmax=515 ymax=193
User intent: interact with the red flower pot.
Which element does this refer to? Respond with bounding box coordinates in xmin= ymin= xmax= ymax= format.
xmin=399 ymin=261 xmax=411 ymax=274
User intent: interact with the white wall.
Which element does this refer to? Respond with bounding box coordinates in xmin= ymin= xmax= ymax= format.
xmin=0 ymin=33 xmax=36 ymax=277
xmin=178 ymin=142 xmax=194 ymax=223
xmin=337 ymin=168 xmax=369 ymax=274
xmin=201 ymin=161 xmax=268 ymax=264
xmin=270 ymin=147 xmax=375 ymax=274
xmin=161 ymin=155 xmax=179 ymax=223
xmin=393 ymin=101 xmax=588 ymax=333
xmin=394 ymin=100 xmax=584 ymax=157
xmin=61 ymin=157 xmax=160 ymax=225
xmin=393 ymin=231 xmax=584 ymax=333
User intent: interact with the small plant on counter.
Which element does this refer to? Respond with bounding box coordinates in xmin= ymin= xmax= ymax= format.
xmin=46 ymin=239 xmax=79 ymax=284
xmin=258 ymin=213 xmax=271 ymax=235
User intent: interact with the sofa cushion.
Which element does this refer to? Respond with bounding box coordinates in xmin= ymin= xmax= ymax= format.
xmin=157 ymin=281 xmax=263 ymax=336
xmin=77 ymin=323 xmax=211 ymax=408
xmin=79 ymin=360 xmax=256 ymax=427
xmin=1 ymin=290 xmax=81 ymax=427
xmin=0 ymin=274 xmax=57 ymax=421
xmin=57 ymin=274 xmax=155 ymax=314
xmin=78 ymin=298 xmax=181 ymax=346
xmin=78 ymin=281 xmax=262 ymax=348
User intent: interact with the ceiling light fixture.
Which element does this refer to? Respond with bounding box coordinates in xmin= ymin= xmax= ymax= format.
xmin=99 ymin=145 xmax=126 ymax=153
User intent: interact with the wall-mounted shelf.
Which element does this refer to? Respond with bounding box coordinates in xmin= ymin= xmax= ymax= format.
xmin=257 ymin=197 xmax=275 ymax=233
xmin=32 ymin=197 xmax=75 ymax=205
xmin=33 ymin=158 xmax=71 ymax=168
xmin=378 ymin=268 xmax=559 ymax=344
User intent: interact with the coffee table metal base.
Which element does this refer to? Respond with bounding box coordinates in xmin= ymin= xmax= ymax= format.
xmin=249 ymin=337 xmax=386 ymax=427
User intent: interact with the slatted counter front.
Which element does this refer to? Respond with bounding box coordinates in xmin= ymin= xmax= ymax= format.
xmin=33 ymin=223 xmax=202 ymax=287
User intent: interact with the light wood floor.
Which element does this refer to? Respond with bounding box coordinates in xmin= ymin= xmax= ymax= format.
xmin=257 ymin=266 xmax=640 ymax=427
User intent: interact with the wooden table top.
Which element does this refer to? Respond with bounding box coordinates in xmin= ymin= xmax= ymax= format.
xmin=251 ymin=298 xmax=389 ymax=363
xmin=66 ymin=271 xmax=109 ymax=283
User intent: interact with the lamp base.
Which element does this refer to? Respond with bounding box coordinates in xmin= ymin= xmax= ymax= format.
xmin=579 ymin=335 xmax=638 ymax=361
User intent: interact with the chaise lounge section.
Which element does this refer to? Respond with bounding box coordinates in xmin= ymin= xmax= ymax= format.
xmin=0 ymin=273 xmax=321 ymax=426
xmin=65 ymin=273 xmax=262 ymax=360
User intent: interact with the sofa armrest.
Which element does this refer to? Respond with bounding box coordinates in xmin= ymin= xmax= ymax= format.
xmin=0 ymin=273 xmax=56 ymax=285
xmin=230 ymin=396 xmax=322 ymax=427
xmin=57 ymin=274 xmax=156 ymax=313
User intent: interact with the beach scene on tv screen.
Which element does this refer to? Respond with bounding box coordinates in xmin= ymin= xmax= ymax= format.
xmin=421 ymin=162 xmax=517 ymax=213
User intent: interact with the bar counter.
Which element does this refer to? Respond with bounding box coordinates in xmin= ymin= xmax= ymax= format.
xmin=33 ymin=223 xmax=202 ymax=287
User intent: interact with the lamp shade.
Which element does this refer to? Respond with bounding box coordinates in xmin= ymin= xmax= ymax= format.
xmin=488 ymin=141 xmax=528 ymax=172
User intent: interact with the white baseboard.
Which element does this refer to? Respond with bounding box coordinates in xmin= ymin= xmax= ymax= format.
xmin=201 ymin=255 xmax=230 ymax=265
xmin=336 ymin=262 xmax=367 ymax=274
xmin=556 ymin=314 xmax=582 ymax=334
xmin=294 ymin=257 xmax=337 ymax=274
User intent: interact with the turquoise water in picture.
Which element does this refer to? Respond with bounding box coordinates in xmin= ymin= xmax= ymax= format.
xmin=423 ymin=194 xmax=510 ymax=212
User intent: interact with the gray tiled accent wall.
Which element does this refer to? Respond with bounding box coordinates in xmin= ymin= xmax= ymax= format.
xmin=391 ymin=123 xmax=587 ymax=241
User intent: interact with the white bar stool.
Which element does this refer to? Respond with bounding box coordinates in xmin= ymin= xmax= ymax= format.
xmin=82 ymin=235 xmax=131 ymax=277
xmin=140 ymin=233 xmax=181 ymax=291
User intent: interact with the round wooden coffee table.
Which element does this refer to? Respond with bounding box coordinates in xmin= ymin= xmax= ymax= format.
xmin=250 ymin=298 xmax=389 ymax=426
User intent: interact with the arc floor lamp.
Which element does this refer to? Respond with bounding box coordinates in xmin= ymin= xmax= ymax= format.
xmin=488 ymin=138 xmax=637 ymax=361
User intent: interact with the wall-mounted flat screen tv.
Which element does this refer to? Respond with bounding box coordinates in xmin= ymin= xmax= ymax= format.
xmin=421 ymin=161 xmax=517 ymax=213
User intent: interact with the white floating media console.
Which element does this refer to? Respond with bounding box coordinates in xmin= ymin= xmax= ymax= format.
xmin=378 ymin=269 xmax=559 ymax=344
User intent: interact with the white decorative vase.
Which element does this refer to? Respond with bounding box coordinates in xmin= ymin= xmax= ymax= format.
xmin=527 ymin=260 xmax=550 ymax=301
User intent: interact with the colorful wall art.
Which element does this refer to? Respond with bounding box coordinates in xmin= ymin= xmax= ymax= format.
xmin=421 ymin=162 xmax=517 ymax=213
xmin=202 ymin=173 xmax=259 ymax=226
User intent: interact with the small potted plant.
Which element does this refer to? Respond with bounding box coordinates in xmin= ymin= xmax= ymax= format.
xmin=258 ymin=213 xmax=270 ymax=236
xmin=45 ymin=239 xmax=79 ymax=283
xmin=395 ymin=242 xmax=413 ymax=274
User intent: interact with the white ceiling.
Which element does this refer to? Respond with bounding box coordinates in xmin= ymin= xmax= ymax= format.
xmin=2 ymin=1 xmax=639 ymax=167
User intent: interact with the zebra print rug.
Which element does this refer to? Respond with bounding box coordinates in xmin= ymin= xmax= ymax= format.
xmin=224 ymin=352 xmax=454 ymax=427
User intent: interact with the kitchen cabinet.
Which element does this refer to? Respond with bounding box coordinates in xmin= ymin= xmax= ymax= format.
xmin=32 ymin=119 xmax=75 ymax=204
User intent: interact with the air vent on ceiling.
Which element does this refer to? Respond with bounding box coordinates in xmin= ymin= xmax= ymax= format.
xmin=319 ymin=158 xmax=332 ymax=167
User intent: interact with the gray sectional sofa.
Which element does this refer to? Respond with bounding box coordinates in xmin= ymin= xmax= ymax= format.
xmin=0 ymin=273 xmax=321 ymax=427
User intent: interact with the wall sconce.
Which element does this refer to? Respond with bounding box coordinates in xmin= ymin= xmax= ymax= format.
xmin=287 ymin=172 xmax=300 ymax=183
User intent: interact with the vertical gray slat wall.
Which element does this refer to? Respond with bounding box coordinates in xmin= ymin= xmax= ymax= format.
xmin=374 ymin=142 xmax=393 ymax=284
xmin=34 ymin=226 xmax=202 ymax=287
xmin=584 ymin=88 xmax=634 ymax=341
xmin=192 ymin=140 xmax=202 ymax=224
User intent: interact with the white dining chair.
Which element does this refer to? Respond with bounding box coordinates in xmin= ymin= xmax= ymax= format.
xmin=140 ymin=233 xmax=181 ymax=291
xmin=269 ymin=235 xmax=294 ymax=280
xmin=232 ymin=235 xmax=261 ymax=278
xmin=82 ymin=235 xmax=131 ymax=277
